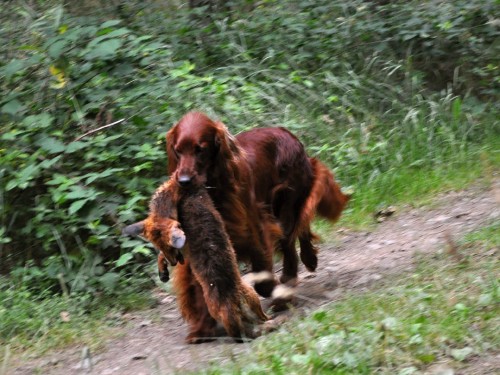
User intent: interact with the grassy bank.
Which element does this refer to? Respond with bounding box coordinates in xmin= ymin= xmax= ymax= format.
xmin=197 ymin=223 xmax=499 ymax=374
xmin=0 ymin=271 xmax=156 ymax=358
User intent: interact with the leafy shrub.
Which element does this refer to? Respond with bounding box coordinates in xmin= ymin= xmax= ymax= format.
xmin=0 ymin=0 xmax=498 ymax=296
xmin=0 ymin=9 xmax=174 ymax=281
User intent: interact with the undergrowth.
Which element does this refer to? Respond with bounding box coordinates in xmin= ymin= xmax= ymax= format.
xmin=1 ymin=0 xmax=498 ymax=274
xmin=0 ymin=266 xmax=156 ymax=357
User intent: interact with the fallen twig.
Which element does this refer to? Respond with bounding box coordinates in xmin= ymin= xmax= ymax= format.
xmin=73 ymin=118 xmax=125 ymax=142
xmin=445 ymin=230 xmax=464 ymax=262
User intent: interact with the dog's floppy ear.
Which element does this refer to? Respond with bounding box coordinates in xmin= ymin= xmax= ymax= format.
xmin=166 ymin=125 xmax=178 ymax=176
xmin=122 ymin=221 xmax=145 ymax=237
xmin=214 ymin=121 xmax=239 ymax=158
xmin=213 ymin=121 xmax=244 ymax=181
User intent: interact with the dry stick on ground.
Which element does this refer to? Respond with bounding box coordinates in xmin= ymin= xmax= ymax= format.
xmin=73 ymin=118 xmax=125 ymax=142
xmin=444 ymin=230 xmax=464 ymax=262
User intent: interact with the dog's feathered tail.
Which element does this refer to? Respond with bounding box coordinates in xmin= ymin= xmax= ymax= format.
xmin=296 ymin=158 xmax=350 ymax=237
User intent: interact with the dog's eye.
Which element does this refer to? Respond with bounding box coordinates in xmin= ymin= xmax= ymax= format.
xmin=195 ymin=145 xmax=205 ymax=154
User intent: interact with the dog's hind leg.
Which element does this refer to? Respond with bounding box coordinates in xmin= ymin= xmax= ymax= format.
xmin=298 ymin=230 xmax=320 ymax=272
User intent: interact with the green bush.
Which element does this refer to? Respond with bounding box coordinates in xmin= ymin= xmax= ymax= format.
xmin=0 ymin=0 xmax=498 ymax=296
xmin=0 ymin=10 xmax=174 ymax=283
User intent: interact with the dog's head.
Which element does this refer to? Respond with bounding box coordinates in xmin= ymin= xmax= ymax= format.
xmin=166 ymin=112 xmax=239 ymax=187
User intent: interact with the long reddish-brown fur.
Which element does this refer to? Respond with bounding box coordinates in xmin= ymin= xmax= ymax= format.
xmin=236 ymin=126 xmax=350 ymax=283
xmin=176 ymin=186 xmax=269 ymax=342
xmin=294 ymin=157 xmax=350 ymax=272
xmin=126 ymin=112 xmax=349 ymax=342
xmin=298 ymin=157 xmax=350 ymax=233
xmin=166 ymin=112 xmax=281 ymax=297
xmin=165 ymin=112 xmax=349 ymax=286
xmin=124 ymin=179 xmax=269 ymax=343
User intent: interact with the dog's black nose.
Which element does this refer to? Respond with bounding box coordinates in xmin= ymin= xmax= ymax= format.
xmin=178 ymin=175 xmax=192 ymax=186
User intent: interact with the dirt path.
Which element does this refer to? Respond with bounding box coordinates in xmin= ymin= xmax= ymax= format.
xmin=11 ymin=180 xmax=500 ymax=375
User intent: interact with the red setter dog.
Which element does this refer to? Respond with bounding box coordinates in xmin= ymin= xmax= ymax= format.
xmin=166 ymin=112 xmax=349 ymax=287
xmin=123 ymin=179 xmax=269 ymax=343
xmin=166 ymin=112 xmax=281 ymax=297
xmin=237 ymin=128 xmax=350 ymax=283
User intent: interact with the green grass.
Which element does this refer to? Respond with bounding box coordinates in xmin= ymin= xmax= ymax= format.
xmin=323 ymin=139 xmax=500 ymax=230
xmin=0 ymin=279 xmax=155 ymax=360
xmin=1 ymin=152 xmax=497 ymax=373
xmin=198 ymin=223 xmax=499 ymax=374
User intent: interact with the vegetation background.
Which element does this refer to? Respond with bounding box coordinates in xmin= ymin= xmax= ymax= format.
xmin=0 ymin=0 xmax=498 ymax=372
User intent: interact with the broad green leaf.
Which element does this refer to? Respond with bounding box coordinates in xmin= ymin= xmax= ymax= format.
xmin=101 ymin=28 xmax=130 ymax=39
xmin=116 ymin=252 xmax=134 ymax=267
xmin=101 ymin=20 xmax=121 ymax=28
xmin=68 ymin=199 xmax=89 ymax=215
xmin=5 ymin=179 xmax=18 ymax=191
xmin=1 ymin=131 xmax=17 ymax=141
xmin=129 ymin=35 xmax=153 ymax=46
xmin=65 ymin=141 xmax=87 ymax=153
xmin=84 ymin=168 xmax=124 ymax=184
xmin=48 ymin=39 xmax=68 ymax=59
xmin=65 ymin=186 xmax=97 ymax=200
xmin=3 ymin=60 xmax=26 ymax=79
xmin=97 ymin=27 xmax=115 ymax=36
xmin=122 ymin=195 xmax=144 ymax=209
xmin=85 ymin=39 xmax=123 ymax=60
xmin=7 ymin=163 xmax=41 ymax=190
xmin=0 ymin=227 xmax=12 ymax=244
xmin=17 ymin=163 xmax=40 ymax=181
xmin=87 ymin=29 xmax=130 ymax=49
xmin=120 ymin=239 xmax=145 ymax=248
xmin=1 ymin=100 xmax=24 ymax=115
xmin=37 ymin=137 xmax=66 ymax=154
xmin=132 ymin=246 xmax=151 ymax=256
xmin=23 ymin=113 xmax=54 ymax=129
xmin=39 ymin=155 xmax=62 ymax=169
xmin=46 ymin=174 xmax=76 ymax=186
